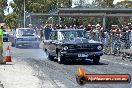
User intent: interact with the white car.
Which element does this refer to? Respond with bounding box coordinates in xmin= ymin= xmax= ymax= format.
xmin=9 ymin=28 xmax=40 ymax=48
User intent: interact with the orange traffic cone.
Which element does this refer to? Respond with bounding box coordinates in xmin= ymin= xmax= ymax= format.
xmin=5 ymin=46 xmax=12 ymax=62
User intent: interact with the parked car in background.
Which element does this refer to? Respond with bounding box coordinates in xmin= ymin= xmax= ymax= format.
xmin=43 ymin=29 xmax=103 ymax=64
xmin=9 ymin=28 xmax=40 ymax=48
xmin=3 ymin=29 xmax=9 ymax=42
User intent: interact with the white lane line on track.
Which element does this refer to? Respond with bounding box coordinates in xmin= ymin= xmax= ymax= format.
xmin=101 ymin=59 xmax=132 ymax=67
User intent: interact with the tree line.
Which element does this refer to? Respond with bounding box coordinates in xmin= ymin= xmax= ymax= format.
xmin=1 ymin=0 xmax=132 ymax=29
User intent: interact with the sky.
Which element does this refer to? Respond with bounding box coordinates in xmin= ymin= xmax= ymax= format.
xmin=5 ymin=0 xmax=127 ymax=15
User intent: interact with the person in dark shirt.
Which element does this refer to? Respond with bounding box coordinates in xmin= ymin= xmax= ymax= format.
xmin=40 ymin=29 xmax=44 ymax=41
xmin=44 ymin=25 xmax=52 ymax=40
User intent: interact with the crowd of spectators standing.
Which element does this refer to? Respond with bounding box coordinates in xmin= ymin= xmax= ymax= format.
xmin=39 ymin=23 xmax=132 ymax=55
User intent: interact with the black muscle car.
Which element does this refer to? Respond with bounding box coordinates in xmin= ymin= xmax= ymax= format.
xmin=43 ymin=29 xmax=103 ymax=64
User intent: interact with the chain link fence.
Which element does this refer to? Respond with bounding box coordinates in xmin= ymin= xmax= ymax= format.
xmin=89 ymin=31 xmax=132 ymax=55
xmin=103 ymin=32 xmax=132 ymax=55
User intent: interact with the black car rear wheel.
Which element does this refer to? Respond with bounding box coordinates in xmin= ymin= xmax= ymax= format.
xmin=48 ymin=54 xmax=54 ymax=61
xmin=93 ymin=56 xmax=100 ymax=65
xmin=57 ymin=52 xmax=65 ymax=64
xmin=45 ymin=50 xmax=54 ymax=61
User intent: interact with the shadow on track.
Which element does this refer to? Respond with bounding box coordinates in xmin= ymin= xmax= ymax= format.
xmin=64 ymin=60 xmax=108 ymax=65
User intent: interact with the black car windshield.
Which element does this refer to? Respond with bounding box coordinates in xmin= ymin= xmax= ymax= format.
xmin=60 ymin=30 xmax=86 ymax=40
xmin=18 ymin=29 xmax=36 ymax=35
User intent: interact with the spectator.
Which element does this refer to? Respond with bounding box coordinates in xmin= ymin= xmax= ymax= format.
xmin=85 ymin=24 xmax=92 ymax=32
xmin=40 ymin=29 xmax=44 ymax=41
xmin=44 ymin=25 xmax=52 ymax=40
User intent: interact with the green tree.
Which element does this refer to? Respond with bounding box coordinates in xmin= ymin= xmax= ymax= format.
xmin=94 ymin=0 xmax=114 ymax=8
xmin=0 ymin=0 xmax=8 ymax=13
xmin=115 ymin=0 xmax=132 ymax=25
xmin=115 ymin=0 xmax=132 ymax=8
xmin=73 ymin=0 xmax=123 ymax=29
xmin=0 ymin=0 xmax=8 ymax=22
xmin=11 ymin=0 xmax=72 ymax=14
xmin=3 ymin=13 xmax=18 ymax=28
xmin=74 ymin=0 xmax=85 ymax=8
xmin=10 ymin=0 xmax=72 ymax=26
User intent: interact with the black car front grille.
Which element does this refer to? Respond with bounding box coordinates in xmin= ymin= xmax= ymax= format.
xmin=76 ymin=44 xmax=97 ymax=50
xmin=77 ymin=49 xmax=97 ymax=52
xmin=67 ymin=44 xmax=99 ymax=52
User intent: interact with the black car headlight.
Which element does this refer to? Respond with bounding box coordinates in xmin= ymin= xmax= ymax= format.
xmin=63 ymin=46 xmax=68 ymax=50
xmin=97 ymin=45 xmax=102 ymax=50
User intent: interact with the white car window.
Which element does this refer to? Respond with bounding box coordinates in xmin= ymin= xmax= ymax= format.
xmin=17 ymin=29 xmax=36 ymax=35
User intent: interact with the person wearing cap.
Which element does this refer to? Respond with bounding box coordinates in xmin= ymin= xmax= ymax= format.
xmin=115 ymin=28 xmax=122 ymax=54
xmin=111 ymin=25 xmax=122 ymax=55
xmin=73 ymin=25 xmax=77 ymax=29
xmin=0 ymin=26 xmax=4 ymax=63
xmin=123 ymin=24 xmax=132 ymax=49
xmin=85 ymin=24 xmax=92 ymax=32
xmin=99 ymin=27 xmax=105 ymax=42
xmin=110 ymin=25 xmax=117 ymax=54
xmin=92 ymin=24 xmax=101 ymax=41
xmin=99 ymin=27 xmax=111 ymax=54
xmin=44 ymin=25 xmax=52 ymax=40
xmin=96 ymin=24 xmax=101 ymax=28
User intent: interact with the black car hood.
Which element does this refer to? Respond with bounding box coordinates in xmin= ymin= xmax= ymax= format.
xmin=61 ymin=37 xmax=102 ymax=45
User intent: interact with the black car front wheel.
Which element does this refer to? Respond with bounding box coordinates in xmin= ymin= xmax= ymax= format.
xmin=92 ymin=56 xmax=100 ymax=65
xmin=48 ymin=54 xmax=54 ymax=61
xmin=57 ymin=52 xmax=65 ymax=64
xmin=45 ymin=50 xmax=54 ymax=61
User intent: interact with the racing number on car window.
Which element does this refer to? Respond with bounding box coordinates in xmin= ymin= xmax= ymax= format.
xmin=49 ymin=32 xmax=54 ymax=40
xmin=49 ymin=32 xmax=58 ymax=40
